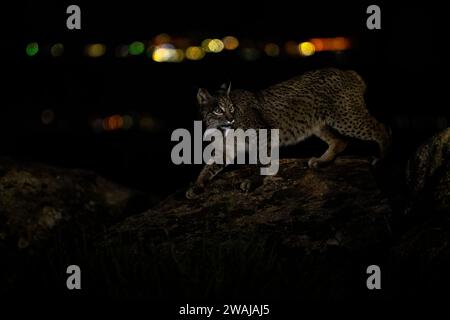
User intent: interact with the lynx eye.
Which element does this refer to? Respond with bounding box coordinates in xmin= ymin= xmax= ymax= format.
xmin=213 ymin=107 xmax=224 ymax=116
xmin=229 ymin=104 xmax=235 ymax=113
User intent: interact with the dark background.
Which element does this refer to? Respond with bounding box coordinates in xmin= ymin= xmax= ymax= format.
xmin=0 ymin=1 xmax=447 ymax=197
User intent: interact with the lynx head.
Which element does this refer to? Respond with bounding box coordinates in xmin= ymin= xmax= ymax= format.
xmin=197 ymin=83 xmax=235 ymax=131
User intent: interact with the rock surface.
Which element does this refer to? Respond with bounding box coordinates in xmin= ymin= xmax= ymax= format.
xmin=406 ymin=127 xmax=450 ymax=214
xmin=0 ymin=157 xmax=149 ymax=250
xmin=96 ymin=157 xmax=392 ymax=299
xmin=389 ymin=127 xmax=450 ymax=298
xmin=3 ymin=124 xmax=450 ymax=300
xmin=0 ymin=157 xmax=153 ymax=296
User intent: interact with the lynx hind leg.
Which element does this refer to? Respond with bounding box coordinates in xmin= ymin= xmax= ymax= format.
xmin=330 ymin=109 xmax=390 ymax=163
xmin=308 ymin=126 xmax=348 ymax=168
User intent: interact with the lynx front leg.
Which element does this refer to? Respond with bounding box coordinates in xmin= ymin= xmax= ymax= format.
xmin=186 ymin=163 xmax=226 ymax=199
xmin=308 ymin=126 xmax=347 ymax=168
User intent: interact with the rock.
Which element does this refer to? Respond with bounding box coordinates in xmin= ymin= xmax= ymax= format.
xmin=388 ymin=128 xmax=450 ymax=298
xmin=95 ymin=157 xmax=392 ymax=299
xmin=406 ymin=127 xmax=450 ymax=214
xmin=0 ymin=157 xmax=150 ymax=250
xmin=0 ymin=157 xmax=156 ymax=296
xmin=388 ymin=214 xmax=450 ymax=299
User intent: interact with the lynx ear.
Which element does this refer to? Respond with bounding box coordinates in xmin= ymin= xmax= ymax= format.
xmin=226 ymin=82 xmax=231 ymax=96
xmin=197 ymin=88 xmax=213 ymax=106
xmin=220 ymin=83 xmax=227 ymax=90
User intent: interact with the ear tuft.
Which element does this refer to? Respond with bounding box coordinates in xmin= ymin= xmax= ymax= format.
xmin=197 ymin=88 xmax=212 ymax=105
xmin=226 ymin=82 xmax=232 ymax=96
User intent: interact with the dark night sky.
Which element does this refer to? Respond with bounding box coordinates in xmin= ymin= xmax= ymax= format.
xmin=0 ymin=1 xmax=447 ymax=195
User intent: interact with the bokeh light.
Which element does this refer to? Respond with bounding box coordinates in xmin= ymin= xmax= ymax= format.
xmin=223 ymin=36 xmax=239 ymax=50
xmin=41 ymin=109 xmax=55 ymax=125
xmin=299 ymin=42 xmax=315 ymax=56
xmin=185 ymin=46 xmax=205 ymax=60
xmin=330 ymin=37 xmax=351 ymax=51
xmin=122 ymin=115 xmax=134 ymax=130
xmin=240 ymin=48 xmax=260 ymax=61
xmin=154 ymin=33 xmax=171 ymax=45
xmin=26 ymin=42 xmax=39 ymax=56
xmin=85 ymin=44 xmax=106 ymax=57
xmin=115 ymin=45 xmax=129 ymax=57
xmin=152 ymin=46 xmax=184 ymax=62
xmin=264 ymin=43 xmax=280 ymax=57
xmin=284 ymin=41 xmax=298 ymax=55
xmin=108 ymin=115 xmax=124 ymax=130
xmin=139 ymin=116 xmax=156 ymax=131
xmin=207 ymin=39 xmax=224 ymax=53
xmin=50 ymin=43 xmax=64 ymax=57
xmin=91 ymin=118 xmax=104 ymax=133
xmin=309 ymin=38 xmax=324 ymax=51
xmin=129 ymin=41 xmax=145 ymax=55
xmin=309 ymin=37 xmax=351 ymax=52
xmin=201 ymin=39 xmax=212 ymax=52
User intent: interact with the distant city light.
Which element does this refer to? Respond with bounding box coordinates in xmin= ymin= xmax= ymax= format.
xmin=223 ymin=36 xmax=239 ymax=50
xmin=41 ymin=109 xmax=55 ymax=125
xmin=26 ymin=42 xmax=39 ymax=56
xmin=185 ymin=46 xmax=205 ymax=60
xmin=310 ymin=38 xmax=324 ymax=51
xmin=284 ymin=41 xmax=298 ymax=56
xmin=240 ymin=48 xmax=260 ymax=61
xmin=201 ymin=39 xmax=212 ymax=52
xmin=115 ymin=45 xmax=129 ymax=57
xmin=207 ymin=39 xmax=224 ymax=53
xmin=152 ymin=46 xmax=184 ymax=62
xmin=129 ymin=41 xmax=145 ymax=55
xmin=309 ymin=37 xmax=351 ymax=52
xmin=139 ymin=116 xmax=156 ymax=131
xmin=108 ymin=115 xmax=124 ymax=130
xmin=154 ymin=33 xmax=171 ymax=45
xmin=50 ymin=43 xmax=64 ymax=57
xmin=264 ymin=43 xmax=280 ymax=57
xmin=299 ymin=41 xmax=315 ymax=56
xmin=85 ymin=43 xmax=106 ymax=57
xmin=122 ymin=115 xmax=134 ymax=130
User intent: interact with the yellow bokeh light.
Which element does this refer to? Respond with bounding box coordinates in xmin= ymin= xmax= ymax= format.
xmin=201 ymin=39 xmax=212 ymax=52
xmin=264 ymin=43 xmax=280 ymax=57
xmin=152 ymin=48 xmax=169 ymax=62
xmin=299 ymin=42 xmax=315 ymax=56
xmin=152 ymin=47 xmax=184 ymax=62
xmin=223 ymin=36 xmax=239 ymax=50
xmin=86 ymin=44 xmax=106 ymax=58
xmin=185 ymin=46 xmax=205 ymax=60
xmin=172 ymin=49 xmax=185 ymax=62
xmin=207 ymin=39 xmax=224 ymax=53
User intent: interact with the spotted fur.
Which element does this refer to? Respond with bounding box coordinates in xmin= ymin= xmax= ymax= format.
xmin=186 ymin=68 xmax=390 ymax=199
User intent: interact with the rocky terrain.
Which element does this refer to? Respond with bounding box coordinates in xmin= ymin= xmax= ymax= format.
xmin=1 ymin=128 xmax=450 ymax=300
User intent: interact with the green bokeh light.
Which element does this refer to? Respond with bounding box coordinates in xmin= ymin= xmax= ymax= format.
xmin=26 ymin=42 xmax=39 ymax=56
xmin=129 ymin=41 xmax=145 ymax=55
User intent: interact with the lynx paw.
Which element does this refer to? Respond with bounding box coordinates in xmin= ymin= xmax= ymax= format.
xmin=308 ymin=157 xmax=322 ymax=169
xmin=308 ymin=157 xmax=333 ymax=169
xmin=370 ymin=157 xmax=381 ymax=167
xmin=185 ymin=185 xmax=203 ymax=199
xmin=240 ymin=179 xmax=252 ymax=193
